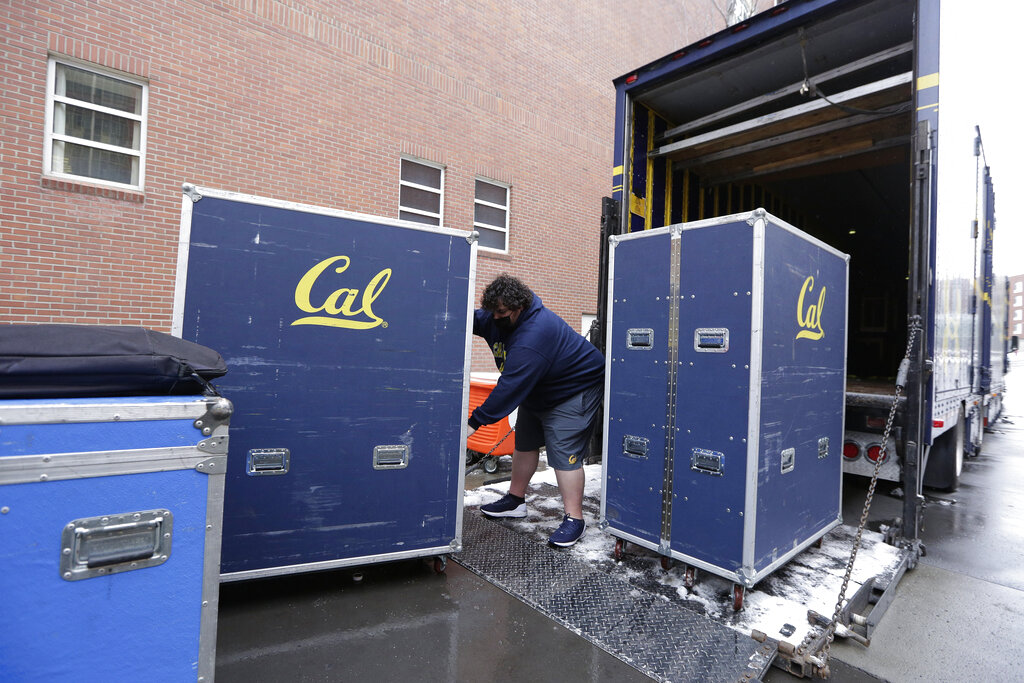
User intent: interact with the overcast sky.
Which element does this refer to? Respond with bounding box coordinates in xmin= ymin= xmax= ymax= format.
xmin=939 ymin=1 xmax=1022 ymax=277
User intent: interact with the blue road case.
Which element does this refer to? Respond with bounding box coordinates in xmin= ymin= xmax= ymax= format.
xmin=601 ymin=209 xmax=849 ymax=605
xmin=172 ymin=185 xmax=476 ymax=580
xmin=0 ymin=395 xmax=231 ymax=682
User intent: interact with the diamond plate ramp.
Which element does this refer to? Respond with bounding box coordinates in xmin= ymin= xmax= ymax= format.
xmin=455 ymin=514 xmax=775 ymax=682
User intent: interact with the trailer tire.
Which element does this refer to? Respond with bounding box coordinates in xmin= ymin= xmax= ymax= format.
xmin=924 ymin=405 xmax=964 ymax=492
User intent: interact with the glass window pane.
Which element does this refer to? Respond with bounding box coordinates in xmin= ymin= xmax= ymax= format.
xmin=399 ymin=210 xmax=440 ymax=226
xmin=54 ymin=141 xmax=136 ymax=185
xmin=59 ymin=64 xmax=142 ymax=115
xmin=474 ymin=203 xmax=506 ymax=228
xmin=476 ymin=226 xmax=506 ymax=250
xmin=475 ymin=180 xmax=507 ymax=207
xmin=401 ymin=159 xmax=441 ymax=189
xmin=57 ymin=103 xmax=139 ymax=149
xmin=400 ymin=185 xmax=440 ymax=214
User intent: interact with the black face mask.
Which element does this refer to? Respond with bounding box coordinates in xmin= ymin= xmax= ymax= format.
xmin=494 ymin=315 xmax=514 ymax=332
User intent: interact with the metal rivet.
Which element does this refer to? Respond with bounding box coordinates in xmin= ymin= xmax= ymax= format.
xmin=42 ymin=456 xmax=51 ymax=463
xmin=0 ymin=506 xmax=8 ymax=514
xmin=39 ymin=474 xmax=48 ymax=481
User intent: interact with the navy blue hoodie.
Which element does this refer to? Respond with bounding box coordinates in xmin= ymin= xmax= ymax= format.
xmin=469 ymin=293 xmax=604 ymax=429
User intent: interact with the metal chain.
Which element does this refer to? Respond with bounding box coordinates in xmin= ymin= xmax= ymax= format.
xmin=820 ymin=322 xmax=919 ymax=669
xmin=465 ymin=426 xmax=516 ymax=474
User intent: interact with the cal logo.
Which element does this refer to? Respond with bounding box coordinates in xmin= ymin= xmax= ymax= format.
xmin=796 ymin=275 xmax=826 ymax=341
xmin=292 ymin=255 xmax=391 ymax=330
xmin=491 ymin=341 xmax=507 ymax=372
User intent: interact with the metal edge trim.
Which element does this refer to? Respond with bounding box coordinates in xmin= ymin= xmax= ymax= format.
xmin=599 ymin=235 xmax=617 ymax=526
xmin=219 ymin=545 xmax=455 ymax=582
xmin=181 ymin=184 xmax=471 ymax=239
xmin=0 ymin=399 xmax=211 ymax=425
xmin=197 ymin=466 xmax=226 ymax=682
xmin=611 ymin=224 xmax=674 ymax=243
xmin=0 ymin=447 xmax=223 ymax=485
xmin=840 ymin=252 xmax=851 ymax=511
xmin=457 ymin=235 xmax=479 ymax=539
xmin=748 ymin=518 xmax=843 ymax=584
xmin=742 ymin=216 xmax=766 ymax=572
xmin=608 ymin=526 xmax=746 ymax=585
xmin=171 ymin=191 xmax=194 ymax=337
xmin=763 ymin=211 xmax=850 ymax=261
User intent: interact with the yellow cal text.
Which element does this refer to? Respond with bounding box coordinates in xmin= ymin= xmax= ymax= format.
xmin=796 ymin=275 xmax=826 ymax=341
xmin=291 ymin=255 xmax=391 ymax=330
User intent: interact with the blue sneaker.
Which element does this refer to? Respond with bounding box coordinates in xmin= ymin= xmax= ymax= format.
xmin=548 ymin=514 xmax=586 ymax=547
xmin=481 ymin=493 xmax=527 ymax=518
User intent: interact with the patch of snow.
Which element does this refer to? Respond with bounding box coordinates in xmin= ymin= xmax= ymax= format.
xmin=464 ymin=462 xmax=905 ymax=648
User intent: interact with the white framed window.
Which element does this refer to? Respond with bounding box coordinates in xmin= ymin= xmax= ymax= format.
xmin=1015 ymin=281 xmax=1023 ymax=293
xmin=1015 ymin=323 xmax=1022 ymax=335
xmin=399 ymin=157 xmax=444 ymax=226
xmin=1015 ymin=309 xmax=1022 ymax=322
xmin=44 ymin=57 xmax=147 ymax=190
xmin=474 ymin=178 xmax=510 ymax=252
xmin=1015 ymin=295 xmax=1022 ymax=307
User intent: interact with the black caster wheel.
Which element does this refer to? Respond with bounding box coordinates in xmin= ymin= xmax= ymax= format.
xmin=433 ymin=555 xmax=448 ymax=574
xmin=613 ymin=538 xmax=626 ymax=561
xmin=660 ymin=556 xmax=674 ymax=571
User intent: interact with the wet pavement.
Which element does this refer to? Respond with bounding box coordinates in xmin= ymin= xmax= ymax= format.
xmin=217 ymin=362 xmax=1024 ymax=681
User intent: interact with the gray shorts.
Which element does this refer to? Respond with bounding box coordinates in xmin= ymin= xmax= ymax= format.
xmin=514 ymin=382 xmax=602 ymax=470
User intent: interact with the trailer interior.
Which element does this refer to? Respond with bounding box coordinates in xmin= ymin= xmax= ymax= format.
xmin=623 ymin=0 xmax=917 ymax=387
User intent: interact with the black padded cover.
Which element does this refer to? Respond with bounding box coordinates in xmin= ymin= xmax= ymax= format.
xmin=0 ymin=324 xmax=227 ymax=398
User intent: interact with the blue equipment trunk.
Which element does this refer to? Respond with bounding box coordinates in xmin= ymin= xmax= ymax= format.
xmin=173 ymin=185 xmax=476 ymax=580
xmin=602 ymin=210 xmax=849 ymax=587
xmin=0 ymin=395 xmax=230 ymax=682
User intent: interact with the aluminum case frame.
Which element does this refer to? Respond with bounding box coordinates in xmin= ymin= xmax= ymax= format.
xmin=600 ymin=209 xmax=850 ymax=588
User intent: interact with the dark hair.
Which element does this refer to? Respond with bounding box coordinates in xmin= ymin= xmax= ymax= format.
xmin=481 ymin=273 xmax=533 ymax=311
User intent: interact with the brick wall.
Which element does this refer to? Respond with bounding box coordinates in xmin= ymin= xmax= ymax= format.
xmin=0 ymin=0 xmax=722 ymax=368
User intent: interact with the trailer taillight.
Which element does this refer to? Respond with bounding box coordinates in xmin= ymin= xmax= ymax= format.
xmin=732 ymin=23 xmax=750 ymax=33
xmin=698 ymin=38 xmax=713 ymax=48
xmin=771 ymin=6 xmax=789 ymax=15
xmin=625 ymin=74 xmax=638 ymax=84
xmin=866 ymin=416 xmax=885 ymax=429
xmin=866 ymin=444 xmax=888 ymax=464
xmin=933 ymin=420 xmax=944 ymax=428
xmin=843 ymin=442 xmax=860 ymax=460
xmin=671 ymin=50 xmax=687 ymax=61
